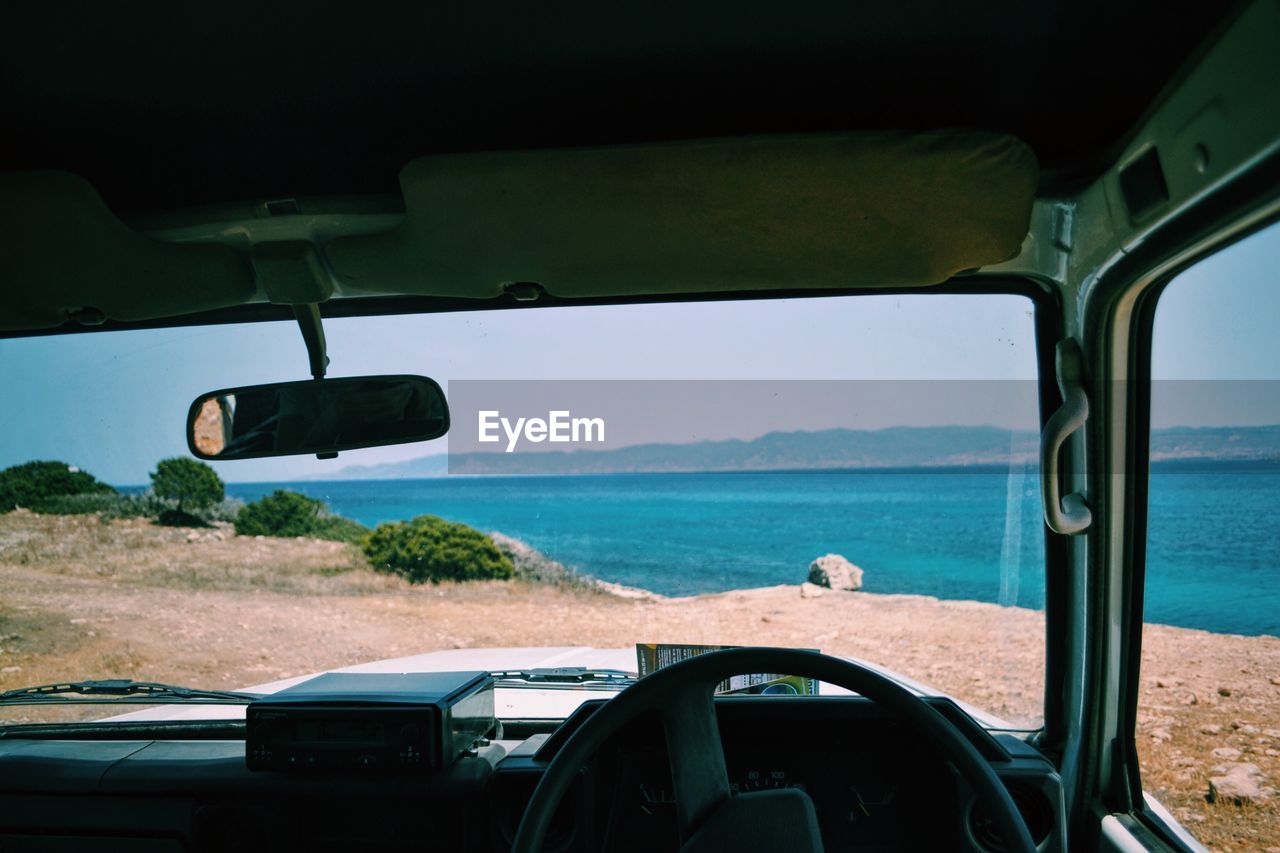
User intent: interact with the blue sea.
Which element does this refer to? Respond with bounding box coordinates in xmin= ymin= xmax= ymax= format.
xmin=225 ymin=465 xmax=1280 ymax=637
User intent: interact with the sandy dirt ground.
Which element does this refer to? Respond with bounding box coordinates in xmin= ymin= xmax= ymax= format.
xmin=1 ymin=511 xmax=1277 ymax=850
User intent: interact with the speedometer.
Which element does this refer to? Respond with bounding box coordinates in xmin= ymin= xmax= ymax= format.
xmin=731 ymin=768 xmax=806 ymax=794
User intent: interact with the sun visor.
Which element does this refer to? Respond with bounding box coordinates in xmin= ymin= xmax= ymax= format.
xmin=0 ymin=171 xmax=255 ymax=331
xmin=327 ymin=131 xmax=1038 ymax=298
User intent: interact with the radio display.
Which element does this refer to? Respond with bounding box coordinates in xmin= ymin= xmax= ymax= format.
xmin=290 ymin=719 xmax=385 ymax=746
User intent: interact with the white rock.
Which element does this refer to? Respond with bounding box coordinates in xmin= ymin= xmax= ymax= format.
xmin=807 ymin=554 xmax=863 ymax=591
xmin=1 ymin=665 xmax=20 ymax=674
xmin=799 ymin=582 xmax=826 ymax=599
xmin=1207 ymin=763 xmax=1270 ymax=804
xmin=1211 ymin=747 xmax=1242 ymax=760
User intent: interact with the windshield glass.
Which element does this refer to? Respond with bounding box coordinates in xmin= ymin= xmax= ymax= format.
xmin=0 ymin=294 xmax=1046 ymax=729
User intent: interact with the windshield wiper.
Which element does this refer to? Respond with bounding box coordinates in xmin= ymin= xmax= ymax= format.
xmin=490 ymin=667 xmax=636 ymax=690
xmin=0 ymin=679 xmax=262 ymax=706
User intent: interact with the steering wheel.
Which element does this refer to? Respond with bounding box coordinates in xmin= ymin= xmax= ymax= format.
xmin=512 ymin=647 xmax=1035 ymax=853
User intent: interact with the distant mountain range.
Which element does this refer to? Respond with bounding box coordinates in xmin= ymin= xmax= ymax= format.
xmin=312 ymin=424 xmax=1280 ymax=479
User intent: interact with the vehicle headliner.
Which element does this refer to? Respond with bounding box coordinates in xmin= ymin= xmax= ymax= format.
xmin=0 ymin=2 xmax=1239 ymax=338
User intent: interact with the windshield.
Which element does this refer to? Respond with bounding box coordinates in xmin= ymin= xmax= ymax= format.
xmin=0 ymin=294 xmax=1047 ymax=729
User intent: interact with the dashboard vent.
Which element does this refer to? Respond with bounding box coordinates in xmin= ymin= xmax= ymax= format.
xmin=968 ymin=783 xmax=1054 ymax=852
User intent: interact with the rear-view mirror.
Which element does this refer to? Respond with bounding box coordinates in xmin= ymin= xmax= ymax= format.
xmin=187 ymin=375 xmax=449 ymax=460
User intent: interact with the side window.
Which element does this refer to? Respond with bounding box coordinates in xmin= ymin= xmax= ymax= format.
xmin=1140 ymin=223 xmax=1280 ymax=850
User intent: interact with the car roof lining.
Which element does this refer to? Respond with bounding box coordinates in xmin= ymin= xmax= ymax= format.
xmin=0 ymin=131 xmax=1037 ymax=334
xmin=0 ymin=171 xmax=258 ymax=332
xmin=0 ymin=131 xmax=1034 ymax=333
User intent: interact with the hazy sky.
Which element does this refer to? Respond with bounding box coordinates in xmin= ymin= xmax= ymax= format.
xmin=2 ymin=223 xmax=1277 ymax=484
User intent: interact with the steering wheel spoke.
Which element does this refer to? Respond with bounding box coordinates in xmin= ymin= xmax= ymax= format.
xmin=659 ymin=683 xmax=731 ymax=840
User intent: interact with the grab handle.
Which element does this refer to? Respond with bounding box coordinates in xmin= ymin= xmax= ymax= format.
xmin=1041 ymin=339 xmax=1092 ymax=535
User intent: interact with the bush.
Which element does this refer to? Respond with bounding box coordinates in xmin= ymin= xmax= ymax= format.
xmin=28 ymin=492 xmax=124 ymax=516
xmin=29 ymin=491 xmax=243 ymax=527
xmin=235 ymin=490 xmax=324 ymax=537
xmin=363 ymin=515 xmax=515 ymax=583
xmin=311 ymin=514 xmax=370 ymax=544
xmin=235 ymin=490 xmax=368 ymax=543
xmin=0 ymin=460 xmax=115 ymax=513
xmin=150 ymin=458 xmax=224 ymax=513
xmin=29 ymin=492 xmax=155 ymax=518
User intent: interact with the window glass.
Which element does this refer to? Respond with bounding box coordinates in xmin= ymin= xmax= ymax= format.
xmin=0 ymin=294 xmax=1044 ymax=729
xmin=1142 ymin=223 xmax=1280 ymax=848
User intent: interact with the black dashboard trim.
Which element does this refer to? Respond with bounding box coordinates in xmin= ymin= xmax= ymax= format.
xmin=534 ymin=695 xmax=1015 ymax=764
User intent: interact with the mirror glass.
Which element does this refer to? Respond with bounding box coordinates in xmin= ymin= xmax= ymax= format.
xmin=188 ymin=375 xmax=448 ymax=460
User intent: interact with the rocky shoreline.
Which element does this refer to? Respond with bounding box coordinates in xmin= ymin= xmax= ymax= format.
xmin=491 ymin=533 xmax=878 ymax=603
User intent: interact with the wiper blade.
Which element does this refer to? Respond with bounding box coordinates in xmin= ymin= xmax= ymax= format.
xmin=490 ymin=667 xmax=636 ymax=690
xmin=0 ymin=680 xmax=262 ymax=706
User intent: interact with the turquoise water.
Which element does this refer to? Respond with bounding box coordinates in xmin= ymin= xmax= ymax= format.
xmin=1146 ymin=467 xmax=1280 ymax=636
xmin=226 ymin=465 xmax=1279 ymax=637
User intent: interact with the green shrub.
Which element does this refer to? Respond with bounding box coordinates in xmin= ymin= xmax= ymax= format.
xmin=363 ymin=515 xmax=515 ymax=583
xmin=235 ymin=490 xmax=368 ymax=543
xmin=28 ymin=492 xmax=123 ymax=516
xmin=29 ymin=492 xmax=152 ymax=518
xmin=235 ymin=490 xmax=324 ymax=537
xmin=0 ymin=460 xmax=115 ymax=513
xmin=150 ymin=458 xmax=224 ymax=513
xmin=311 ymin=514 xmax=370 ymax=544
xmin=29 ymin=491 xmax=242 ymax=527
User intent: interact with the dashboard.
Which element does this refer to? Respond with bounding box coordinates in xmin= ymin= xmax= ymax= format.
xmin=0 ymin=697 xmax=1063 ymax=852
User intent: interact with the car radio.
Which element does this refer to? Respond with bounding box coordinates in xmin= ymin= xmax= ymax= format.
xmin=246 ymin=671 xmax=494 ymax=773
